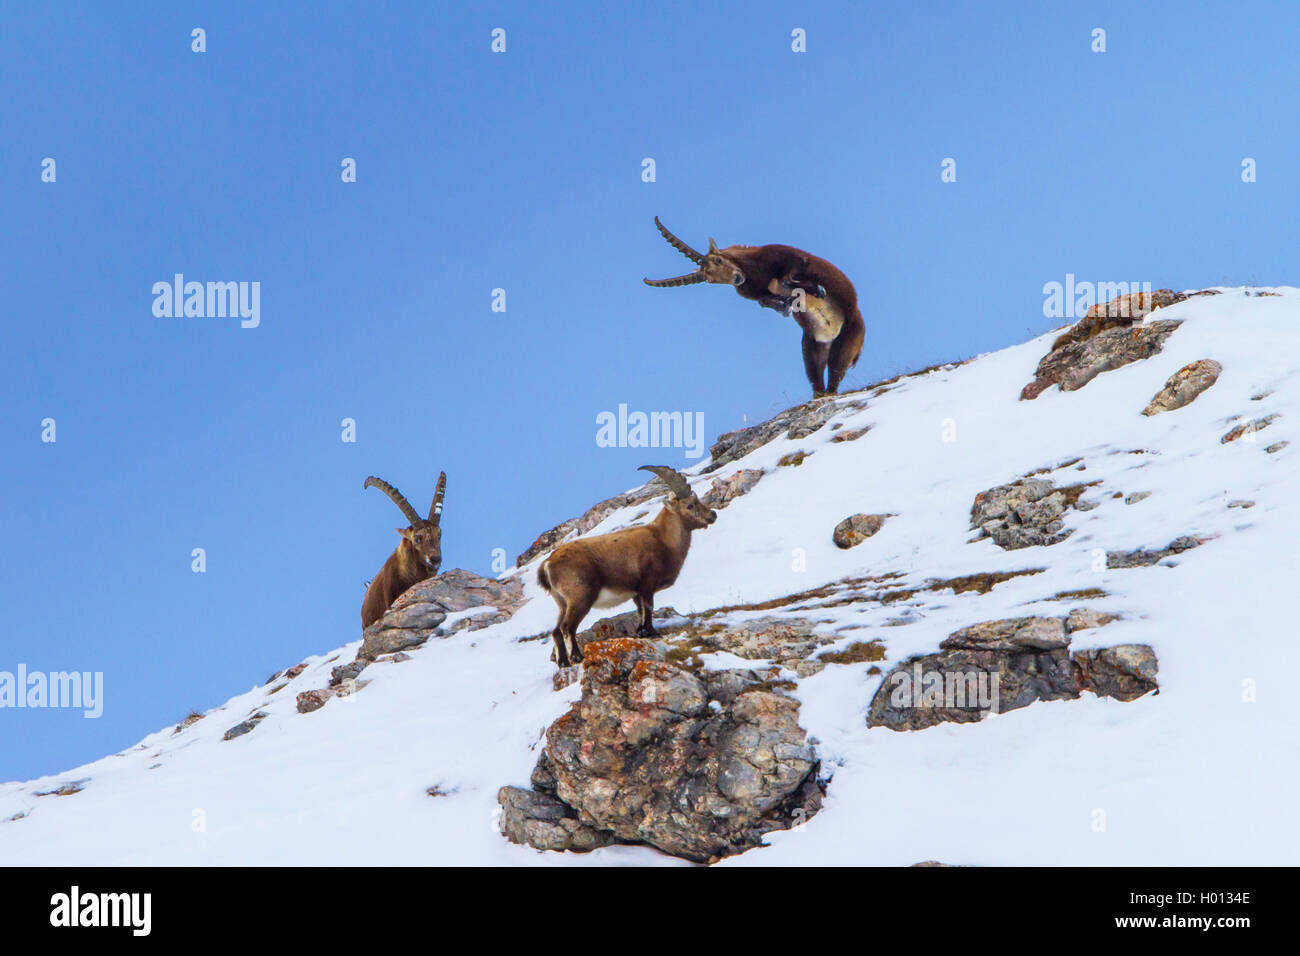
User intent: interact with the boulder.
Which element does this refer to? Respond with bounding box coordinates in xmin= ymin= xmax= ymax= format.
xmin=1022 ymin=319 xmax=1182 ymax=400
xmin=969 ymin=478 xmax=1086 ymax=550
xmin=700 ymin=469 xmax=763 ymax=510
xmin=1221 ymin=414 xmax=1280 ymax=443
xmin=1142 ymin=359 xmax=1222 ymax=416
xmin=707 ymin=400 xmax=864 ymax=470
xmin=867 ymin=616 xmax=1160 ymax=731
xmin=358 ymin=569 xmax=525 ymax=661
xmin=502 ymin=638 xmax=822 ymax=862
xmin=1073 ymin=645 xmax=1158 ymax=701
xmin=832 ymin=513 xmax=890 ymax=549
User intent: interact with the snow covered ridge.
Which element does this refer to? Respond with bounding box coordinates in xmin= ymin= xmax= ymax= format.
xmin=2 ymin=287 xmax=1297 ymax=865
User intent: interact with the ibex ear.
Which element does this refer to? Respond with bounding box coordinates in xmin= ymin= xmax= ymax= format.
xmin=708 ymin=237 xmax=719 ymax=253
xmin=396 ymin=527 xmax=412 ymax=538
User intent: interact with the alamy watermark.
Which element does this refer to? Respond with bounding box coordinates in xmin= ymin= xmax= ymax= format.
xmin=1043 ymin=275 xmax=1152 ymax=320
xmin=0 ymin=665 xmax=103 ymax=718
xmin=596 ymin=404 xmax=706 ymax=459
xmin=884 ymin=663 xmax=1000 ymax=714
xmin=152 ymin=274 xmax=260 ymax=328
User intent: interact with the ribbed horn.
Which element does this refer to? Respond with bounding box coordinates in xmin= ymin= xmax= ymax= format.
xmin=643 ymin=272 xmax=706 ymax=288
xmin=654 ymin=216 xmax=704 ymax=264
xmin=639 ymin=464 xmax=692 ymax=499
xmin=364 ymin=476 xmax=422 ymax=527
xmin=428 ymin=471 xmax=447 ymax=524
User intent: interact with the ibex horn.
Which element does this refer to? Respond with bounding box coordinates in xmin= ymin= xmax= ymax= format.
xmin=639 ymin=465 xmax=692 ymax=499
xmin=643 ymin=272 xmax=706 ymax=288
xmin=364 ymin=476 xmax=422 ymax=527
xmin=428 ymin=471 xmax=447 ymax=524
xmin=654 ymin=216 xmax=704 ymax=263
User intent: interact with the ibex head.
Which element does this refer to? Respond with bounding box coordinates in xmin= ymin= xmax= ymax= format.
xmin=364 ymin=473 xmax=446 ymax=571
xmin=639 ymin=465 xmax=717 ymax=530
xmin=643 ymin=217 xmax=747 ymax=289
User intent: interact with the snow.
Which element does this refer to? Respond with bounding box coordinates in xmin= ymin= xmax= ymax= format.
xmin=3 ymin=288 xmax=1296 ymax=865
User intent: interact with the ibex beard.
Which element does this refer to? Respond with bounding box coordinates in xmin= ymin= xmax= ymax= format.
xmin=537 ymin=465 xmax=716 ymax=668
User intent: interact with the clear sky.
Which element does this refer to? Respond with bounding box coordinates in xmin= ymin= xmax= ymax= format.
xmin=3 ymin=0 xmax=1296 ymax=782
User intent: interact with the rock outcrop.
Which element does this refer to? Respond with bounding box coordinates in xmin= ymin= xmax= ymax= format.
xmin=358 ymin=569 xmax=525 ymax=661
xmin=1142 ymin=359 xmax=1222 ymax=416
xmin=707 ymin=399 xmax=864 ymax=471
xmin=832 ymin=513 xmax=891 ymax=549
xmin=867 ymin=614 xmax=1156 ymax=731
xmin=969 ymin=478 xmax=1089 ymax=550
xmin=1106 ymin=535 xmax=1203 ymax=568
xmin=1022 ymin=318 xmax=1183 ymax=400
xmin=500 ymin=638 xmax=823 ymax=862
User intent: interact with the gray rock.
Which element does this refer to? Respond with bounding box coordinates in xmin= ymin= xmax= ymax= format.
xmin=1106 ymin=536 xmax=1203 ymax=568
xmin=1142 ymin=359 xmax=1222 ymax=416
xmin=504 ymin=638 xmax=822 ymax=862
xmin=358 ymin=569 xmax=525 ymax=661
xmin=1073 ymin=645 xmax=1158 ymax=701
xmin=1022 ymin=319 xmax=1182 ymax=400
xmin=700 ymin=469 xmax=764 ymax=511
xmin=1125 ymin=491 xmax=1152 ymax=505
xmin=832 ymin=513 xmax=890 ymax=549
xmin=707 ymin=399 xmax=867 ymax=471
xmin=868 ymin=620 xmax=1160 ymax=731
xmin=222 ymin=711 xmax=268 ymax=740
xmin=497 ymin=785 xmax=615 ymax=853
xmin=1221 ymin=414 xmax=1281 ymax=443
xmin=941 ymin=616 xmax=1069 ymax=651
xmin=969 ymin=478 xmax=1084 ymax=550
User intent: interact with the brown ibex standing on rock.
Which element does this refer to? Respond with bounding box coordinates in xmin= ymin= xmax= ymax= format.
xmin=537 ymin=465 xmax=717 ymax=668
xmin=361 ymin=473 xmax=446 ymax=629
xmin=644 ymin=217 xmax=865 ymax=397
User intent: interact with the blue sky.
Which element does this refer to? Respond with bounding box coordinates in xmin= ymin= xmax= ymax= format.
xmin=2 ymin=0 xmax=1296 ymax=781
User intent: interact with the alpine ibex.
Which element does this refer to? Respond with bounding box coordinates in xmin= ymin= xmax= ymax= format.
xmin=361 ymin=473 xmax=446 ymax=629
xmin=644 ymin=217 xmax=865 ymax=396
xmin=537 ymin=465 xmax=717 ymax=667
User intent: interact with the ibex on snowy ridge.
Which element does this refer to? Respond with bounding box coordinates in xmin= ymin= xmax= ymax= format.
xmin=537 ymin=465 xmax=717 ymax=668
xmin=644 ymin=217 xmax=865 ymax=397
xmin=361 ymin=473 xmax=446 ymax=629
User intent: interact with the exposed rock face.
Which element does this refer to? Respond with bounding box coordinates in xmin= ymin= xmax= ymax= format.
xmin=358 ymin=569 xmax=525 ymax=661
xmin=1073 ymin=645 xmax=1159 ymax=702
xmin=1050 ymin=290 xmax=1186 ymax=352
xmin=969 ymin=478 xmax=1087 ymax=549
xmin=689 ymin=617 xmax=843 ymax=678
xmin=223 ymin=711 xmax=268 ymax=740
xmin=867 ymin=615 xmax=1158 ymax=731
xmin=1106 ymin=535 xmax=1203 ymax=568
xmin=832 ymin=513 xmax=890 ymax=549
xmin=1022 ymin=319 xmax=1182 ymax=400
xmin=501 ymin=638 xmax=822 ymax=862
xmin=707 ymin=401 xmax=843 ymax=471
xmin=701 ymin=469 xmax=763 ymax=510
xmin=1142 ymin=359 xmax=1222 ymax=416
xmin=497 ymin=784 xmax=614 ymax=853
xmin=940 ymin=616 xmax=1069 ymax=652
xmin=1221 ymin=413 xmax=1280 ymax=443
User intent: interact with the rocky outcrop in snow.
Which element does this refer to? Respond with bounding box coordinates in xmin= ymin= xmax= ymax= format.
xmin=1142 ymin=359 xmax=1223 ymax=416
xmin=969 ymin=478 xmax=1090 ymax=550
xmin=867 ymin=614 xmax=1157 ymax=731
xmin=1022 ymin=305 xmax=1184 ymax=400
xmin=358 ymin=569 xmax=525 ymax=661
xmin=500 ymin=638 xmax=823 ymax=862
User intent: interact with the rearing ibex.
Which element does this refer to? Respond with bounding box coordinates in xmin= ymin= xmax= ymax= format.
xmin=361 ymin=473 xmax=446 ymax=629
xmin=537 ymin=465 xmax=717 ymax=668
xmin=644 ymin=217 xmax=865 ymax=397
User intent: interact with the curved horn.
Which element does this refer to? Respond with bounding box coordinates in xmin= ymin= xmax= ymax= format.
xmin=639 ymin=464 xmax=692 ymax=499
xmin=428 ymin=471 xmax=447 ymax=524
xmin=643 ymin=272 xmax=705 ymax=288
xmin=654 ymin=216 xmax=704 ymax=264
xmin=364 ymin=476 xmax=422 ymax=527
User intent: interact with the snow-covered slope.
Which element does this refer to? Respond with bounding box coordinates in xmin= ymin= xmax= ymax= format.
xmin=4 ymin=289 xmax=1297 ymax=866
